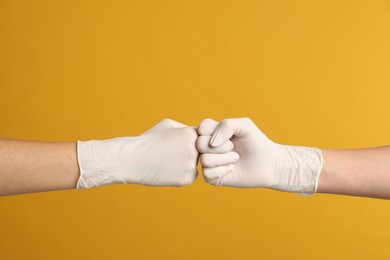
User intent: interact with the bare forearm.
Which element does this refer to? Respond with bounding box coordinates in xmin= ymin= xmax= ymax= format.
xmin=317 ymin=146 xmax=390 ymax=199
xmin=0 ymin=139 xmax=79 ymax=196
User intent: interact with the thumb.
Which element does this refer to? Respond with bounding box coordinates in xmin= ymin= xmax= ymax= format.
xmin=210 ymin=117 xmax=254 ymax=147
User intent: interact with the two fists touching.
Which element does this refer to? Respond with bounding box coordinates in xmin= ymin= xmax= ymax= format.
xmin=77 ymin=118 xmax=323 ymax=195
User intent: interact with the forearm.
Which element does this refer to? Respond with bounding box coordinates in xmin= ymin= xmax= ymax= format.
xmin=0 ymin=139 xmax=80 ymax=196
xmin=317 ymin=146 xmax=390 ymax=199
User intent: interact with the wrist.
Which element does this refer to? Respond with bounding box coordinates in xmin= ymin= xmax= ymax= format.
xmin=76 ymin=138 xmax=136 ymax=189
xmin=274 ymin=145 xmax=323 ymax=195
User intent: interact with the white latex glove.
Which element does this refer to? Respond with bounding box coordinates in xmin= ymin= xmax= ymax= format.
xmin=77 ymin=119 xmax=199 ymax=189
xmin=197 ymin=118 xmax=323 ymax=195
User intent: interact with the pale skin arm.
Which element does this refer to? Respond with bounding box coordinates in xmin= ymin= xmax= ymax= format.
xmin=0 ymin=139 xmax=79 ymax=196
xmin=317 ymin=146 xmax=390 ymax=199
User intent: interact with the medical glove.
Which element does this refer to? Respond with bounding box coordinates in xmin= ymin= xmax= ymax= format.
xmin=197 ymin=118 xmax=323 ymax=195
xmin=77 ymin=119 xmax=199 ymax=189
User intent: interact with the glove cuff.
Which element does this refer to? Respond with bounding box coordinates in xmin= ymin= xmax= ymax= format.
xmin=76 ymin=139 xmax=123 ymax=189
xmin=297 ymin=147 xmax=323 ymax=196
xmin=275 ymin=145 xmax=323 ymax=196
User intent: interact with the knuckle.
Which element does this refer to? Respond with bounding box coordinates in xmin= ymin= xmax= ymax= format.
xmin=241 ymin=117 xmax=251 ymax=122
xmin=201 ymin=118 xmax=213 ymax=125
xmin=161 ymin=118 xmax=175 ymax=125
xmin=203 ymin=168 xmax=212 ymax=177
xmin=198 ymin=119 xmax=206 ymax=129
xmin=182 ymin=127 xmax=198 ymax=139
xmin=186 ymin=148 xmax=199 ymax=161
xmin=221 ymin=118 xmax=231 ymax=126
xmin=175 ymin=128 xmax=198 ymax=149
xmin=199 ymin=154 xmax=211 ymax=166
xmin=198 ymin=118 xmax=213 ymax=135
xmin=196 ymin=136 xmax=209 ymax=153
xmin=196 ymin=139 xmax=204 ymax=153
xmin=241 ymin=117 xmax=255 ymax=126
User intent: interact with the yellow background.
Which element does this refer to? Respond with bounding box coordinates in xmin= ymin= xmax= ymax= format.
xmin=1 ymin=0 xmax=390 ymax=259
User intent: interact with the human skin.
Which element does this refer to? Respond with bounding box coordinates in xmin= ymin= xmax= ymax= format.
xmin=318 ymin=147 xmax=390 ymax=199
xmin=0 ymin=139 xmax=79 ymax=196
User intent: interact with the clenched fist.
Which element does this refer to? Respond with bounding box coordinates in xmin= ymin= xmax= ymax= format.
xmin=77 ymin=119 xmax=199 ymax=188
xmin=197 ymin=118 xmax=323 ymax=195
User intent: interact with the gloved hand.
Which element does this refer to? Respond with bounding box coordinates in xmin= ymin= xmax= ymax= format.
xmin=77 ymin=119 xmax=199 ymax=189
xmin=197 ymin=118 xmax=323 ymax=195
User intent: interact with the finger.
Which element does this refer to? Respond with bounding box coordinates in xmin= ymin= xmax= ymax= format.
xmin=197 ymin=118 xmax=219 ymax=136
xmin=210 ymin=117 xmax=255 ymax=147
xmin=196 ymin=135 xmax=234 ymax=154
xmin=203 ymin=164 xmax=234 ymax=180
xmin=200 ymin=151 xmax=240 ymax=168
